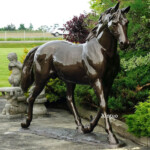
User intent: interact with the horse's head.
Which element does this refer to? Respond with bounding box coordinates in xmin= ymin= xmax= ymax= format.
xmin=107 ymin=5 xmax=130 ymax=50
xmin=86 ymin=3 xmax=120 ymax=41
xmin=87 ymin=2 xmax=130 ymax=50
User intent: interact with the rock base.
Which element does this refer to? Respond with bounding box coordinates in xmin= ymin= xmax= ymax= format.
xmin=20 ymin=127 xmax=125 ymax=149
xmin=0 ymin=114 xmax=25 ymax=120
xmin=33 ymin=103 xmax=48 ymax=115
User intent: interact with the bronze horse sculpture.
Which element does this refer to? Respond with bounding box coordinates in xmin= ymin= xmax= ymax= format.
xmin=21 ymin=3 xmax=130 ymax=145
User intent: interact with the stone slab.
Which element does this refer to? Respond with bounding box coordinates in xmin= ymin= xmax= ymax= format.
xmin=0 ymin=87 xmax=21 ymax=92
xmin=20 ymin=127 xmax=125 ymax=149
xmin=0 ymin=107 xmax=145 ymax=150
xmin=77 ymin=105 xmax=150 ymax=147
xmin=0 ymin=114 xmax=25 ymax=120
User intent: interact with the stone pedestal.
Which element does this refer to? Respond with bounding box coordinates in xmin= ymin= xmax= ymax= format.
xmin=33 ymin=97 xmax=47 ymax=115
xmin=0 ymin=87 xmax=27 ymax=116
xmin=29 ymin=87 xmax=47 ymax=115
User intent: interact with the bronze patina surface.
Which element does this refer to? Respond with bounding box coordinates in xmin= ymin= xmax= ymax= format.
xmin=21 ymin=2 xmax=130 ymax=146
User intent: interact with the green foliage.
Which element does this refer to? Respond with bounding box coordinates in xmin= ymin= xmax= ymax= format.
xmin=4 ymin=24 xmax=16 ymax=31
xmin=125 ymin=95 xmax=150 ymax=137
xmin=126 ymin=0 xmax=150 ymax=51
xmin=0 ymin=37 xmax=63 ymax=41
xmin=0 ymin=43 xmax=44 ymax=48
xmin=108 ymin=50 xmax=150 ymax=112
xmin=46 ymin=78 xmax=66 ymax=102
xmin=85 ymin=12 xmax=99 ymax=30
xmin=28 ymin=23 xmax=33 ymax=31
xmin=89 ymin=0 xmax=150 ymax=51
xmin=18 ymin=24 xmax=26 ymax=30
xmin=20 ymin=48 xmax=29 ymax=64
xmin=121 ymin=52 xmax=150 ymax=71
xmin=89 ymin=0 xmax=117 ymax=14
xmin=74 ymin=85 xmax=98 ymax=106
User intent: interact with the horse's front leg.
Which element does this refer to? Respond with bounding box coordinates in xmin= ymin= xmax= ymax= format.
xmin=66 ymin=83 xmax=84 ymax=133
xmin=21 ymin=84 xmax=44 ymax=128
xmin=89 ymin=79 xmax=118 ymax=144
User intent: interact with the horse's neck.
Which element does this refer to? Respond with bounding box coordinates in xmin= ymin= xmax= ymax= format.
xmin=97 ymin=28 xmax=117 ymax=57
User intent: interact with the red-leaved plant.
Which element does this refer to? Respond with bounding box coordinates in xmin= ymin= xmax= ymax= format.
xmin=63 ymin=14 xmax=89 ymax=43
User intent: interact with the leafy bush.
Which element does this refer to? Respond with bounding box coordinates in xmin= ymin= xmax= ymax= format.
xmin=64 ymin=14 xmax=89 ymax=43
xmin=125 ymin=95 xmax=150 ymax=137
xmin=46 ymin=78 xmax=66 ymax=102
xmin=121 ymin=52 xmax=150 ymax=71
xmin=20 ymin=48 xmax=29 ymax=64
xmin=108 ymin=50 xmax=150 ymax=112
xmin=75 ymin=85 xmax=98 ymax=106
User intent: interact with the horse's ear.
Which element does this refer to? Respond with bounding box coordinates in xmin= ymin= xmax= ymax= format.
xmin=121 ymin=6 xmax=130 ymax=14
xmin=111 ymin=2 xmax=120 ymax=13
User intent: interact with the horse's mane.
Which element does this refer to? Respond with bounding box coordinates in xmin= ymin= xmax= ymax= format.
xmin=86 ymin=7 xmax=112 ymax=41
xmin=86 ymin=1 xmax=122 ymax=42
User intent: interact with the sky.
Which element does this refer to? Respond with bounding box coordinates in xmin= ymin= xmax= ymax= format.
xmin=0 ymin=0 xmax=91 ymax=30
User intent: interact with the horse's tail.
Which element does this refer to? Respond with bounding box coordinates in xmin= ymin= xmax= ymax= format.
xmin=21 ymin=46 xmax=39 ymax=92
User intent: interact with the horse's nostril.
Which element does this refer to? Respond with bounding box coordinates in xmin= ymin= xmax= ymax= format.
xmin=120 ymin=41 xmax=129 ymax=46
xmin=120 ymin=42 xmax=123 ymax=45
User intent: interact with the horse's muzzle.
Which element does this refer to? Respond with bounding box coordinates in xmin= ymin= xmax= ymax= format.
xmin=119 ymin=41 xmax=129 ymax=50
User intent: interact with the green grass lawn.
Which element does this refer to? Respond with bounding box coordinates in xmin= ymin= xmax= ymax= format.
xmin=0 ymin=48 xmax=31 ymax=87
xmin=0 ymin=42 xmax=46 ymax=87
xmin=0 ymin=37 xmax=63 ymax=41
xmin=0 ymin=39 xmax=63 ymax=87
xmin=0 ymin=42 xmax=44 ymax=48
xmin=0 ymin=40 xmax=62 ymax=90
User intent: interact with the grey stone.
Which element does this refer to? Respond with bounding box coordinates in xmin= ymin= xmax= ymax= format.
xmin=29 ymin=86 xmax=47 ymax=115
xmin=0 ymin=103 xmax=146 ymax=150
xmin=77 ymin=105 xmax=150 ymax=147
xmin=7 ymin=53 xmax=22 ymax=87
xmin=0 ymin=53 xmax=27 ymax=117
xmin=0 ymin=87 xmax=27 ymax=116
xmin=20 ymin=127 xmax=125 ymax=149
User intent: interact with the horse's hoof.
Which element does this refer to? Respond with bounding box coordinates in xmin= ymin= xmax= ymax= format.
xmin=76 ymin=126 xmax=85 ymax=133
xmin=82 ymin=124 xmax=93 ymax=133
xmin=21 ymin=123 xmax=29 ymax=128
xmin=108 ymin=134 xmax=119 ymax=145
xmin=109 ymin=142 xmax=126 ymax=148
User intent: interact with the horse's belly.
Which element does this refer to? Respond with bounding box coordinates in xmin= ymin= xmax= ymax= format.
xmin=58 ymin=67 xmax=89 ymax=84
xmin=53 ymin=58 xmax=89 ymax=84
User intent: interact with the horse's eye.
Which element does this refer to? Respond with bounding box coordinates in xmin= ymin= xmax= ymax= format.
xmin=126 ymin=21 xmax=129 ymax=25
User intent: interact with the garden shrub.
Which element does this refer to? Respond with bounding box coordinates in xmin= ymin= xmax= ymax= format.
xmin=63 ymin=13 xmax=89 ymax=43
xmin=125 ymin=95 xmax=150 ymax=137
xmin=74 ymin=85 xmax=98 ymax=107
xmin=108 ymin=50 xmax=150 ymax=112
xmin=46 ymin=78 xmax=66 ymax=102
xmin=20 ymin=48 xmax=29 ymax=63
xmin=121 ymin=52 xmax=150 ymax=71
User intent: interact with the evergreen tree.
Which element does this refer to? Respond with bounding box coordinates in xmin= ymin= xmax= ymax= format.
xmin=18 ymin=24 xmax=26 ymax=30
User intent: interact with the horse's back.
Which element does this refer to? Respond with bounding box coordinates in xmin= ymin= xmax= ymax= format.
xmin=34 ymin=40 xmax=89 ymax=84
xmin=52 ymin=41 xmax=89 ymax=83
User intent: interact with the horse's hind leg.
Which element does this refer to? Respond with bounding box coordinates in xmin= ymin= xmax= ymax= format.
xmin=66 ymin=83 xmax=84 ymax=132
